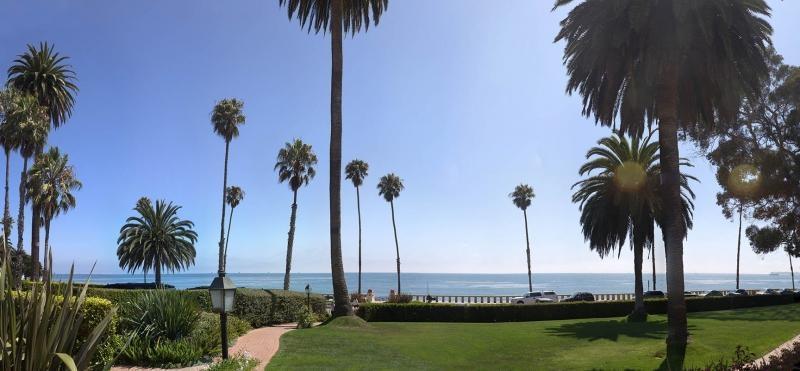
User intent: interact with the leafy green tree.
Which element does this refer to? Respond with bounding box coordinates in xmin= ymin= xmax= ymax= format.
xmin=509 ymin=184 xmax=535 ymax=292
xmin=26 ymin=147 xmax=82 ymax=268
xmin=573 ymin=133 xmax=695 ymax=321
xmin=7 ymin=42 xmax=78 ymax=280
xmin=345 ymin=159 xmax=369 ymax=295
xmin=117 ymin=198 xmax=198 ymax=287
xmin=278 ymin=0 xmax=388 ymax=317
xmin=378 ymin=173 xmax=404 ymax=294
xmin=211 ymin=99 xmax=245 ymax=275
xmin=224 ymin=185 xmax=244 ymax=266
xmin=275 ymin=139 xmax=317 ymax=291
xmin=746 ymin=226 xmax=799 ymax=290
xmin=554 ymin=0 xmax=772 ymax=351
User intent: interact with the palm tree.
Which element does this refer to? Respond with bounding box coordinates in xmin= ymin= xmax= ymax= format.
xmin=0 ymin=89 xmax=22 ymax=240
xmin=211 ymin=98 xmax=245 ymax=275
xmin=223 ymin=185 xmax=244 ymax=265
xmin=509 ymin=184 xmax=535 ymax=292
xmin=278 ymin=0 xmax=388 ymax=317
xmin=554 ymin=0 xmax=772 ymax=350
xmin=572 ymin=133 xmax=696 ymax=321
xmin=345 ymin=159 xmax=369 ymax=295
xmin=377 ymin=173 xmax=404 ymax=295
xmin=117 ymin=198 xmax=197 ymax=287
xmin=7 ymin=42 xmax=78 ymax=280
xmin=25 ymin=147 xmax=82 ymax=268
xmin=275 ymin=139 xmax=317 ymax=291
xmin=13 ymin=100 xmax=48 ymax=269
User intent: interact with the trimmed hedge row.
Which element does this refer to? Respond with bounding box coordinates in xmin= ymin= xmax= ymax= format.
xmin=357 ymin=294 xmax=796 ymax=322
xmin=21 ymin=282 xmax=327 ymax=327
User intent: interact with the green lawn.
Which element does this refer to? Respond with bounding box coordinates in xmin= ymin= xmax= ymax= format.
xmin=267 ymin=303 xmax=800 ymax=370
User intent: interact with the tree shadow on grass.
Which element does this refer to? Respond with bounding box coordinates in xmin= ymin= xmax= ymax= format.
xmin=689 ymin=304 xmax=800 ymax=322
xmin=544 ymin=319 xmax=669 ymax=342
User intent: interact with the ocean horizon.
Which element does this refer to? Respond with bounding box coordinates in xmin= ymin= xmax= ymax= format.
xmin=53 ymin=272 xmax=797 ymax=296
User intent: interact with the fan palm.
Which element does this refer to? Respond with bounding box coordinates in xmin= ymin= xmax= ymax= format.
xmin=223 ymin=185 xmax=244 ymax=265
xmin=211 ymin=98 xmax=245 ymax=275
xmin=117 ymin=198 xmax=197 ymax=287
xmin=278 ymin=0 xmax=388 ymax=317
xmin=7 ymin=42 xmax=78 ymax=280
xmin=573 ymin=133 xmax=696 ymax=322
xmin=13 ymin=101 xmax=48 ymax=269
xmin=509 ymin=184 xmax=535 ymax=292
xmin=275 ymin=139 xmax=317 ymax=291
xmin=554 ymin=0 xmax=772 ymax=349
xmin=378 ymin=173 xmax=404 ymax=295
xmin=345 ymin=159 xmax=369 ymax=295
xmin=26 ymin=147 xmax=82 ymax=268
xmin=0 ymin=89 xmax=22 ymax=240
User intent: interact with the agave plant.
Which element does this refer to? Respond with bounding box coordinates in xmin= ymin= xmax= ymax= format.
xmin=0 ymin=246 xmax=115 ymax=370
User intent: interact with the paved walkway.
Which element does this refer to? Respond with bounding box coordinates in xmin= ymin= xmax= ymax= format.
xmin=752 ymin=333 xmax=800 ymax=368
xmin=111 ymin=323 xmax=296 ymax=371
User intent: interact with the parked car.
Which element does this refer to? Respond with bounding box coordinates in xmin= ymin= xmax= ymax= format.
xmin=513 ymin=291 xmax=558 ymax=304
xmin=643 ymin=290 xmax=664 ymax=298
xmin=684 ymin=291 xmax=700 ymax=297
xmin=563 ymin=292 xmax=595 ymax=302
xmin=705 ymin=290 xmax=724 ymax=297
xmin=781 ymin=289 xmax=796 ymax=295
xmin=726 ymin=289 xmax=748 ymax=297
xmin=757 ymin=288 xmax=782 ymax=295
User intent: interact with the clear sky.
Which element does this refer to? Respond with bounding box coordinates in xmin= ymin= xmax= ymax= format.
xmin=1 ymin=1 xmax=799 ymax=275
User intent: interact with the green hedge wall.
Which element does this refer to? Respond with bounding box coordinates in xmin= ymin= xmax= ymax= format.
xmin=357 ymin=294 xmax=796 ymax=322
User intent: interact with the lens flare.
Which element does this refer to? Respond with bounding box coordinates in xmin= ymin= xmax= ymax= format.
xmin=729 ymin=164 xmax=760 ymax=197
xmin=614 ymin=161 xmax=646 ymax=192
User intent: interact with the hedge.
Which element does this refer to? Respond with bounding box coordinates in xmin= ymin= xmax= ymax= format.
xmin=357 ymin=294 xmax=796 ymax=322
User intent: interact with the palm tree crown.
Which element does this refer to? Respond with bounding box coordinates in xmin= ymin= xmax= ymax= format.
xmin=7 ymin=42 xmax=78 ymax=128
xmin=211 ymin=98 xmax=245 ymax=142
xmin=279 ymin=0 xmax=388 ymax=34
xmin=117 ymin=198 xmax=198 ymax=284
xmin=26 ymin=147 xmax=82 ymax=223
xmin=226 ymin=186 xmax=245 ymax=209
xmin=275 ymin=139 xmax=318 ymax=191
xmin=509 ymin=184 xmax=535 ymax=211
xmin=377 ymin=173 xmax=403 ymax=202
xmin=3 ymin=94 xmax=48 ymax=158
xmin=553 ymin=0 xmax=772 ymax=138
xmin=345 ymin=159 xmax=369 ymax=187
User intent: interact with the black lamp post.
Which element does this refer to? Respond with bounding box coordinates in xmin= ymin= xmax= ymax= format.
xmin=209 ymin=275 xmax=236 ymax=359
xmin=305 ymin=283 xmax=311 ymax=310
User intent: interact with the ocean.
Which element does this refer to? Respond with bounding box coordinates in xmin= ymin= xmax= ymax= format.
xmin=54 ymin=272 xmax=797 ymax=296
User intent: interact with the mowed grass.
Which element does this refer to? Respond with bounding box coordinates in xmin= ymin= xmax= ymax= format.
xmin=267 ymin=303 xmax=800 ymax=370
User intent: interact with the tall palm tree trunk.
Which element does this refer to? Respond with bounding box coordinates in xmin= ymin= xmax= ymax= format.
xmin=17 ymin=157 xmax=27 ymax=258
xmin=155 ymin=253 xmax=162 ymax=288
xmin=631 ymin=241 xmax=646 ymax=321
xmin=43 ymin=219 xmax=50 ymax=270
xmin=390 ymin=200 xmax=401 ymax=295
xmin=790 ymin=253 xmax=795 ymax=291
xmin=284 ymin=190 xmax=298 ymax=291
xmin=523 ymin=209 xmax=532 ymax=292
xmin=328 ymin=0 xmax=352 ymax=317
xmin=31 ymin=149 xmax=43 ymax=281
xmin=3 ymin=149 xmax=11 ymax=241
xmin=224 ymin=207 xmax=234 ymax=264
xmin=736 ymin=203 xmax=743 ymax=290
xmin=219 ymin=141 xmax=229 ymax=274
xmin=657 ymin=64 xmax=688 ymax=353
xmin=356 ymin=185 xmax=363 ymax=295
xmin=651 ymin=245 xmax=657 ymax=291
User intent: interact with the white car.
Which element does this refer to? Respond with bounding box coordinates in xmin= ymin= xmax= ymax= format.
xmin=513 ymin=291 xmax=559 ymax=304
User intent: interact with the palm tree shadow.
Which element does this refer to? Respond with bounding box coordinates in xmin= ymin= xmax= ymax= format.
xmin=689 ymin=304 xmax=800 ymax=322
xmin=544 ymin=319 xmax=669 ymax=342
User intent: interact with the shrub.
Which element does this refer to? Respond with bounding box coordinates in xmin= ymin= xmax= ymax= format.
xmin=295 ymin=306 xmax=317 ymax=329
xmin=207 ymin=353 xmax=259 ymax=371
xmin=232 ymin=288 xmax=327 ymax=327
xmin=189 ymin=312 xmax=251 ymax=356
xmin=387 ymin=294 xmax=412 ymax=303
xmin=121 ymin=337 xmax=205 ymax=368
xmin=357 ymin=294 xmax=795 ymax=322
xmin=120 ymin=289 xmax=200 ymax=340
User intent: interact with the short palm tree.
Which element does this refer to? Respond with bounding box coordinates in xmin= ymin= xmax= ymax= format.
xmin=211 ymin=98 xmax=245 ymax=275
xmin=378 ymin=173 xmax=404 ymax=295
xmin=7 ymin=42 xmax=78 ymax=280
xmin=345 ymin=159 xmax=369 ymax=295
xmin=554 ymin=0 xmax=772 ymax=349
xmin=117 ymin=198 xmax=197 ymax=287
xmin=573 ymin=133 xmax=696 ymax=321
xmin=278 ymin=0 xmax=388 ymax=317
xmin=275 ymin=139 xmax=317 ymax=291
xmin=224 ymin=185 xmax=244 ymax=265
xmin=509 ymin=184 xmax=535 ymax=292
xmin=26 ymin=147 xmax=82 ymax=268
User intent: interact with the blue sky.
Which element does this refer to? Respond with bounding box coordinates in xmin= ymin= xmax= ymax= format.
xmin=1 ymin=0 xmax=799 ymax=275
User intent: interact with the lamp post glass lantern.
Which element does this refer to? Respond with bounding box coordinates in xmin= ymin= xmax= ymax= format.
xmin=209 ymin=276 xmax=236 ymax=359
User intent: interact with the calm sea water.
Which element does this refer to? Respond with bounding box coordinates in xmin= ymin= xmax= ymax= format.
xmin=53 ymin=272 xmax=797 ymax=296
